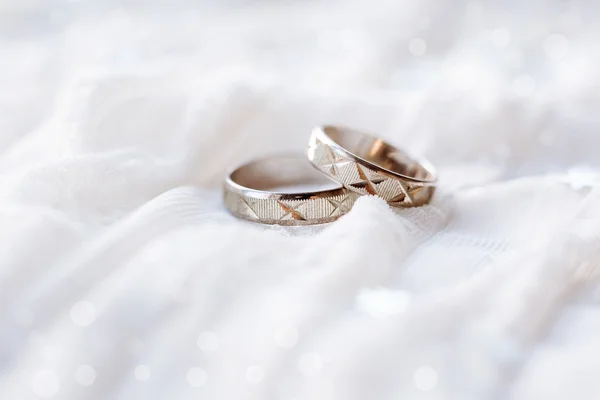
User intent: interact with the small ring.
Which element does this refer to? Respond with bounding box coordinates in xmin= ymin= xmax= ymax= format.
xmin=307 ymin=125 xmax=437 ymax=207
xmin=223 ymin=154 xmax=359 ymax=225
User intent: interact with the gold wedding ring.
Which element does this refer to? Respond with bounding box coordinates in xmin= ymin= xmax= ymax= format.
xmin=223 ymin=154 xmax=360 ymax=225
xmin=307 ymin=125 xmax=436 ymax=207
xmin=223 ymin=126 xmax=437 ymax=225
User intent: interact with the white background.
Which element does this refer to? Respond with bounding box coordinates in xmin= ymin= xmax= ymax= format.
xmin=1 ymin=0 xmax=600 ymax=399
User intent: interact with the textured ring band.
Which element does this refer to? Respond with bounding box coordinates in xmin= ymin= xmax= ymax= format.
xmin=223 ymin=154 xmax=359 ymax=225
xmin=307 ymin=125 xmax=437 ymax=207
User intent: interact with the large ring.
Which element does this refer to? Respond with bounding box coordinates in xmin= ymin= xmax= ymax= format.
xmin=307 ymin=125 xmax=437 ymax=207
xmin=223 ymin=154 xmax=360 ymax=225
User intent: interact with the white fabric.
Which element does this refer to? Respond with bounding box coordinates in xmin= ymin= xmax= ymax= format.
xmin=1 ymin=0 xmax=600 ymax=399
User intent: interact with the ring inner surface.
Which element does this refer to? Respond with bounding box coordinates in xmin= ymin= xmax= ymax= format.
xmin=231 ymin=156 xmax=340 ymax=193
xmin=323 ymin=126 xmax=433 ymax=180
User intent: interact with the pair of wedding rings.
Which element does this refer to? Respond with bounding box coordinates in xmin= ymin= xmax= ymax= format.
xmin=223 ymin=125 xmax=437 ymax=225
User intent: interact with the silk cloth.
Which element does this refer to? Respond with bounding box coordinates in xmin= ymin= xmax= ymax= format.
xmin=1 ymin=0 xmax=600 ymax=399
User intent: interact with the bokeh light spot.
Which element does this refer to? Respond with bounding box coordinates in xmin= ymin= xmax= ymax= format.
xmin=70 ymin=301 xmax=96 ymax=327
xmin=409 ymin=38 xmax=427 ymax=56
xmin=134 ymin=365 xmax=151 ymax=381
xmin=187 ymin=367 xmax=207 ymax=387
xmin=543 ymin=34 xmax=569 ymax=61
xmin=273 ymin=325 xmax=299 ymax=349
xmin=245 ymin=365 xmax=264 ymax=384
xmin=197 ymin=331 xmax=220 ymax=353
xmin=414 ymin=366 xmax=438 ymax=391
xmin=298 ymin=352 xmax=323 ymax=377
xmin=491 ymin=28 xmax=510 ymax=47
xmin=31 ymin=369 xmax=60 ymax=398
xmin=75 ymin=365 xmax=96 ymax=386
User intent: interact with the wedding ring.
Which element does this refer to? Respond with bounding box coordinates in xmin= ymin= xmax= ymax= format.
xmin=223 ymin=154 xmax=360 ymax=225
xmin=307 ymin=125 xmax=436 ymax=206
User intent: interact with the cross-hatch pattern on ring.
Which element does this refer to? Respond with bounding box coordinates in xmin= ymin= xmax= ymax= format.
xmin=223 ymin=190 xmax=360 ymax=223
xmin=308 ymin=137 xmax=432 ymax=207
